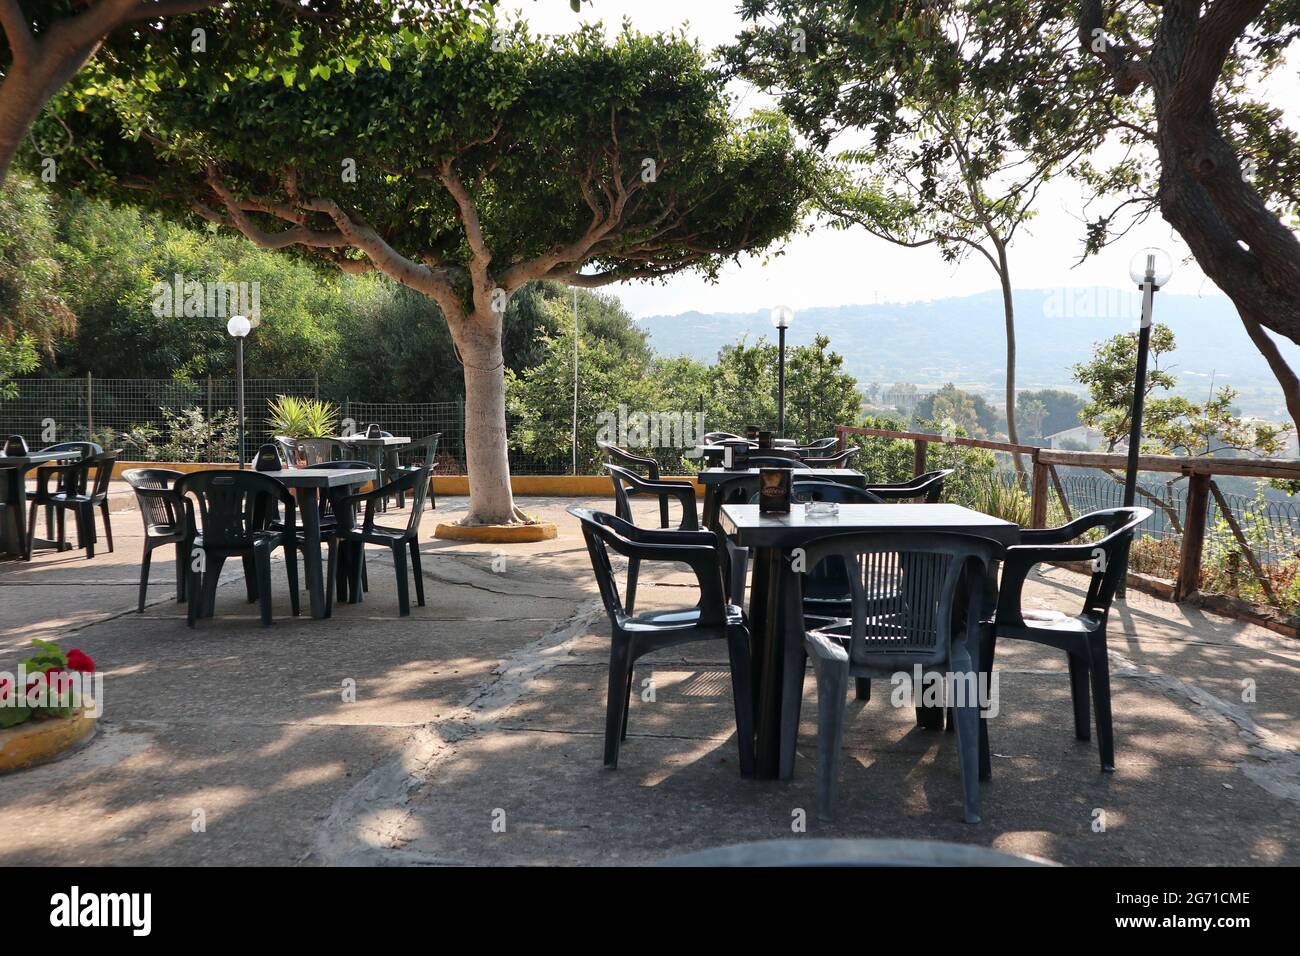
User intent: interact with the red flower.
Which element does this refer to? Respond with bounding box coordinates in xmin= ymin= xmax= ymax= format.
xmin=0 ymin=677 xmax=11 ymax=701
xmin=67 ymin=649 xmax=95 ymax=673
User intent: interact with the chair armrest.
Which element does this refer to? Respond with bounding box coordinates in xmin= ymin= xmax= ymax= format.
xmin=1017 ymin=511 xmax=1116 ymax=545
xmin=995 ymin=541 xmax=1109 ymax=629
xmin=605 ymin=466 xmax=699 ymax=530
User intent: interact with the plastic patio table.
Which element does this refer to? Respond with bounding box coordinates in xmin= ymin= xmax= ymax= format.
xmin=0 ymin=449 xmax=83 ymax=559
xmin=273 ymin=466 xmax=377 ymax=617
xmin=719 ymin=502 xmax=1020 ymax=780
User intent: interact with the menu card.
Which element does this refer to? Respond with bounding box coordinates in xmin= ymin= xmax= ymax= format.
xmin=758 ymin=467 xmax=792 ymax=514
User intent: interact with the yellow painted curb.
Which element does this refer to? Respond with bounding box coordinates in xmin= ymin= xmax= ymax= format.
xmin=0 ymin=712 xmax=97 ymax=772
xmin=434 ymin=521 xmax=558 ymax=543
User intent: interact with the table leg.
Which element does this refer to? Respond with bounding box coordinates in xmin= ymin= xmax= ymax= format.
xmin=748 ymin=546 xmax=786 ymax=780
xmin=0 ymin=468 xmax=21 ymax=557
xmin=298 ymin=489 xmax=328 ymax=618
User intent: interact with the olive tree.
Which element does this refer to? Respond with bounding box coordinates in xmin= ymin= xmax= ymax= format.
xmin=56 ymin=23 xmax=817 ymax=524
xmin=0 ymin=1 xmax=491 ymax=186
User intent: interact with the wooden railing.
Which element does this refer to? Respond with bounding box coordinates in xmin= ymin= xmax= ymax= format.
xmin=836 ymin=424 xmax=1300 ymax=619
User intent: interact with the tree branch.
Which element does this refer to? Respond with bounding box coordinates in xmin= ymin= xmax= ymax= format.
xmin=0 ymin=0 xmax=35 ymax=67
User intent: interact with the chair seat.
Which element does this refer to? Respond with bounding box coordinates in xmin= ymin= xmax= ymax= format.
xmin=624 ymin=603 xmax=744 ymax=632
xmin=341 ymin=524 xmax=408 ymax=542
xmin=1014 ymin=608 xmax=1102 ymax=633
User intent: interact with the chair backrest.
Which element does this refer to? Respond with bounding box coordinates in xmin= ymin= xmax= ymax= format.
xmin=360 ymin=464 xmax=431 ymax=536
xmin=72 ymin=452 xmax=116 ymax=500
xmin=791 ymin=480 xmax=882 ymax=504
xmin=800 ymin=448 xmax=859 ymax=468
xmin=1078 ymin=507 xmax=1152 ymax=613
xmin=569 ymin=507 xmax=725 ymax=628
xmin=702 ymin=474 xmax=761 ymax=533
xmin=175 ymin=470 xmax=291 ymax=550
xmin=273 ymin=436 xmax=298 ymax=466
xmin=746 ymin=456 xmax=810 ymax=470
xmin=399 ymin=434 xmax=441 ymax=468
xmin=38 ymin=440 xmax=102 ymax=458
xmin=253 ymin=444 xmax=283 ymax=471
xmin=598 ymin=440 xmax=661 ymax=480
xmin=867 ymin=469 xmax=954 ymax=503
xmin=123 ymin=467 xmax=185 ymax=531
xmin=399 ymin=463 xmax=432 ymax=530
xmin=704 ymin=431 xmax=749 ymax=445
xmin=786 ymin=531 xmax=999 ymax=669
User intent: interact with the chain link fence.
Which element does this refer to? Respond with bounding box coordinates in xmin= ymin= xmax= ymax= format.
xmin=1 ymin=378 xmax=691 ymax=475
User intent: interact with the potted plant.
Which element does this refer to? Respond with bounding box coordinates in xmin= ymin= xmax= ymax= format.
xmin=266 ymin=394 xmax=342 ymax=463
xmin=0 ymin=640 xmax=98 ymax=771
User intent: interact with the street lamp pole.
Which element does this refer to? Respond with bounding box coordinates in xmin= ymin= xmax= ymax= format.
xmin=770 ymin=305 xmax=794 ymax=439
xmin=1123 ymin=249 xmax=1172 ymax=507
xmin=227 ymin=315 xmax=251 ymax=469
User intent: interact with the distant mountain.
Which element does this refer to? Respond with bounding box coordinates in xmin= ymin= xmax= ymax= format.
xmin=637 ymin=288 xmax=1300 ymax=418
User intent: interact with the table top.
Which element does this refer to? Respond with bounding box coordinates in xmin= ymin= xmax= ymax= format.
xmin=271 ymin=467 xmax=376 ymax=488
xmin=720 ymin=502 xmax=1020 ymax=549
xmin=698 ymin=467 xmax=864 ymax=486
xmin=0 ymin=450 xmax=81 ymax=468
xmin=335 ymin=435 xmax=410 ymax=446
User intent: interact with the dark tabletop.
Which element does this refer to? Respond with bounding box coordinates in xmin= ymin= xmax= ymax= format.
xmin=334 ymin=436 xmax=410 ymax=447
xmin=720 ymin=502 xmax=1020 ymax=549
xmin=0 ymin=450 xmax=81 ymax=468
xmin=272 ymin=467 xmax=377 ymax=489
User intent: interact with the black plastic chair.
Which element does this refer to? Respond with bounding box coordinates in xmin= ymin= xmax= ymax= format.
xmin=864 ymin=469 xmax=954 ymax=503
xmin=701 ymin=473 xmax=760 ymax=607
xmin=703 ymin=431 xmax=751 ymax=445
xmin=800 ymin=448 xmax=859 ymax=468
xmin=605 ymin=463 xmax=701 ymax=614
xmin=779 ymin=530 xmax=1000 ymax=822
xmin=332 ymin=465 xmax=431 ymax=617
xmin=569 ymin=506 xmax=754 ymax=777
xmin=123 ymin=468 xmax=192 ymax=612
xmin=744 ymin=455 xmax=810 ymax=470
xmin=175 ymin=470 xmax=300 ymax=627
xmin=25 ymin=441 xmax=102 ymax=552
xmin=390 ymin=433 xmax=440 ymax=510
xmin=599 ymin=440 xmax=673 ymax=527
xmin=988 ymin=507 xmax=1151 ymax=773
xmin=29 ymin=451 xmax=116 ymax=558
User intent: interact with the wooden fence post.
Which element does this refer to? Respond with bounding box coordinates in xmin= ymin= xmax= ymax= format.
xmin=1174 ymin=472 xmax=1211 ymax=602
xmin=1030 ymin=453 xmax=1049 ymax=528
xmin=913 ymin=439 xmax=928 ymax=478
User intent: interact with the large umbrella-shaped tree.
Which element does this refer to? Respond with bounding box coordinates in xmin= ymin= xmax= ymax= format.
xmin=52 ymin=23 xmax=818 ymax=524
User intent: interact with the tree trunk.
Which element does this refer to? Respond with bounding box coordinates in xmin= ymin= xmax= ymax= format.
xmin=1143 ymin=4 xmax=1300 ymax=430
xmin=455 ymin=311 xmax=519 ymax=526
xmin=995 ymin=242 xmax=1027 ymax=481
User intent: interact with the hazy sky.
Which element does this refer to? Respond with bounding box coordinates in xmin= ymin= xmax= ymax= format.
xmin=506 ymin=1 xmax=1296 ymax=319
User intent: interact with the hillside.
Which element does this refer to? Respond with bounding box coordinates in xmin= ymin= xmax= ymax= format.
xmin=638 ymin=288 xmax=1300 ymax=418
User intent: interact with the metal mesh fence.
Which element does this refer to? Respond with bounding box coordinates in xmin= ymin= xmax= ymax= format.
xmin=1 ymin=377 xmax=316 ymax=463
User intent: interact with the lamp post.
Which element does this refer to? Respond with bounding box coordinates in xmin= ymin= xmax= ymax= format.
xmin=227 ymin=314 xmax=251 ymax=468
xmin=1123 ymin=248 xmax=1172 ymax=506
xmin=770 ymin=305 xmax=794 ymax=438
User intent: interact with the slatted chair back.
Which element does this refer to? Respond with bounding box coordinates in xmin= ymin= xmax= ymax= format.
xmin=786 ymin=531 xmax=998 ymax=670
xmin=123 ymin=468 xmax=185 ymax=532
xmin=176 ymin=470 xmax=292 ymax=550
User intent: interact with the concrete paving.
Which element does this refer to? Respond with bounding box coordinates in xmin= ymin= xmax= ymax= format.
xmin=1 ymin=495 xmax=1297 ymax=866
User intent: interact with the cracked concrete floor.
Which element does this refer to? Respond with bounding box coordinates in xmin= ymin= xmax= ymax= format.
xmin=1 ymin=496 xmax=1298 ymax=866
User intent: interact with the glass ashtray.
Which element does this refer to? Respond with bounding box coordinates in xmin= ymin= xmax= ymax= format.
xmin=803 ymin=499 xmax=840 ymax=518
